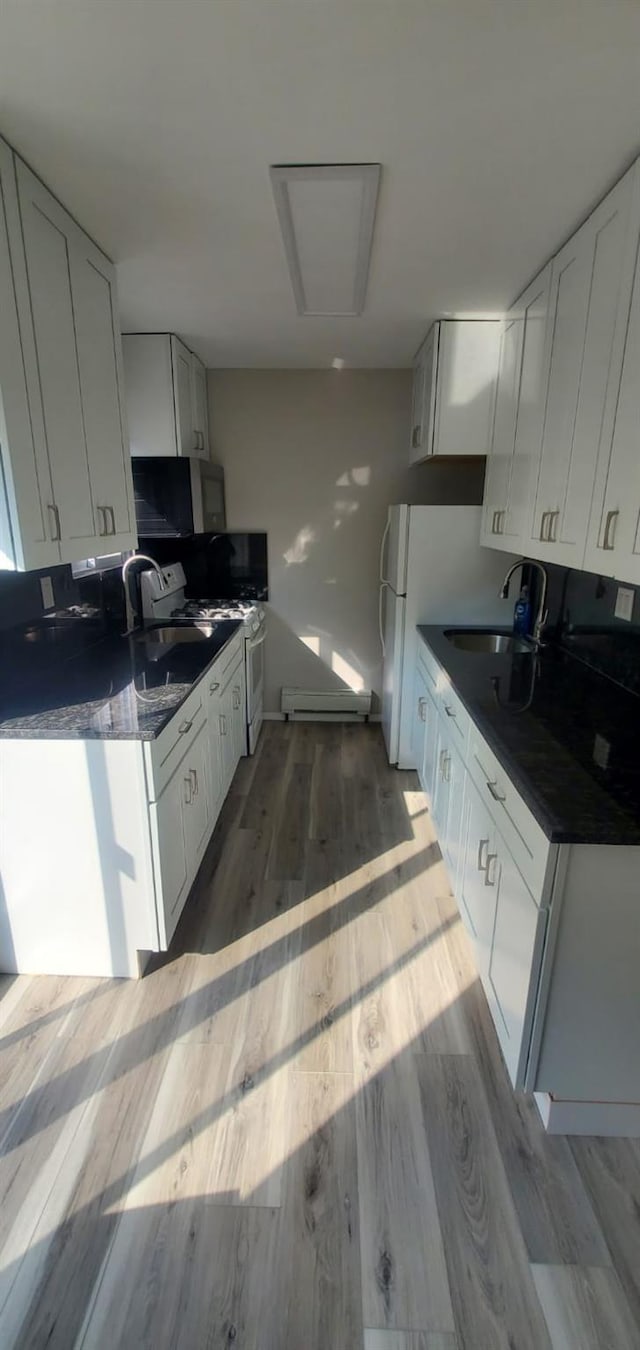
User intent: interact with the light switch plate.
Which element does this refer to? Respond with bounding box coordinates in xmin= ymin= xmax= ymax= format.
xmin=39 ymin=576 xmax=54 ymax=610
xmin=614 ymin=586 xmax=634 ymax=622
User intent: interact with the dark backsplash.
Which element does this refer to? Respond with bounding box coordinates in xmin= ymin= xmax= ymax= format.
xmin=0 ymin=532 xmax=268 ymax=635
xmin=0 ymin=563 xmax=126 ymax=634
xmin=530 ymin=561 xmax=640 ymax=696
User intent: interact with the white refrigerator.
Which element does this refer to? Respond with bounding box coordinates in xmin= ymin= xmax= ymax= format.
xmin=379 ymin=504 xmax=518 ymax=766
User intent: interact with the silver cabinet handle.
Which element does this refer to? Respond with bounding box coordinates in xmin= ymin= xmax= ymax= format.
xmin=96 ymin=506 xmax=107 ymax=536
xmin=438 ymin=748 xmax=447 ymax=779
xmin=107 ymin=505 xmax=116 ymax=535
xmin=539 ymin=510 xmax=549 ymax=541
xmin=418 ymin=696 xmax=427 ymax=723
xmin=178 ymin=718 xmax=193 ymax=735
xmin=498 ymin=510 xmax=506 ymax=535
xmin=444 ymin=704 xmax=456 ymax=719
xmin=411 ymin=425 xmax=422 ymax=449
xmin=477 ymin=838 xmax=489 ymax=871
xmin=219 ymin=714 xmax=227 ymax=735
xmin=48 ymin=503 xmax=61 ymax=541
xmin=443 ymin=754 xmax=451 ymax=782
xmin=484 ymin=852 xmax=498 ymax=886
xmin=548 ymin=509 xmax=560 ymax=543
xmin=209 ymin=680 xmax=220 ymax=694
xmin=602 ymin=508 xmax=619 ymax=551
xmin=184 ymin=776 xmax=193 ymax=805
xmin=189 ymin=768 xmax=198 ymax=795
xmin=492 ymin=509 xmax=500 ymax=535
xmin=486 ymin=779 xmax=506 ymax=802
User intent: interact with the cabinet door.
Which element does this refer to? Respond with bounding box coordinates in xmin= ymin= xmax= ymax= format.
xmin=431 ymin=722 xmax=451 ymax=846
xmin=421 ymin=686 xmax=440 ymax=804
xmin=585 ymin=183 xmax=640 ymax=583
xmin=527 ymin=165 xmax=639 ymax=567
xmin=488 ymin=835 xmax=546 ymax=1087
xmin=481 ymin=313 xmax=523 ymax=548
xmin=152 ymin=764 xmax=190 ymax=947
xmin=507 ymin=264 xmax=553 ymax=547
xmin=191 ymin=353 xmax=209 ymax=460
xmin=231 ymin=658 xmax=246 ymax=768
xmin=0 ymin=141 xmax=59 ymax=569
xmin=443 ymin=740 xmax=466 ymax=891
xmin=434 ymin=321 xmax=499 ymax=458
xmin=206 ymin=672 xmax=225 ymax=826
xmin=412 ymin=666 xmax=429 ymax=775
xmin=70 ymin=234 xmax=136 ymax=552
xmin=458 ymin=776 xmax=497 ymax=980
xmin=409 ymin=325 xmax=438 ymax=463
xmin=16 ymin=161 xmax=98 ymax=561
xmin=171 ymin=336 xmax=196 ymax=457
xmin=182 ymin=726 xmax=211 ymax=870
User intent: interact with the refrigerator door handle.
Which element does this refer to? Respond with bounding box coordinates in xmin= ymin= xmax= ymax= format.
xmin=378 ymin=582 xmax=389 ymax=655
xmin=379 ymin=517 xmax=391 ymax=585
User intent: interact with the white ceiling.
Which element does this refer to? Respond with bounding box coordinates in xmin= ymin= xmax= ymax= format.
xmin=1 ymin=0 xmax=639 ymax=368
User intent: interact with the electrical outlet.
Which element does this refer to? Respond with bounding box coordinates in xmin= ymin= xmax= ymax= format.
xmin=614 ymin=586 xmax=635 ymax=622
xmin=39 ymin=575 xmax=54 ymax=610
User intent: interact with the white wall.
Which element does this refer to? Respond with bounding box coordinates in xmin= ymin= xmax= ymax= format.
xmin=208 ymin=370 xmax=484 ymax=713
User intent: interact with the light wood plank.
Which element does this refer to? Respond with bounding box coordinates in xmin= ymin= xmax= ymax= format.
xmin=364 ymin=1332 xmax=458 ymax=1350
xmin=293 ymin=838 xmax=354 ymax=1072
xmin=570 ymin=1134 xmax=640 ymax=1327
xmin=531 ymin=1263 xmax=639 ymax=1350
xmin=355 ymin=1054 xmax=454 ymax=1333
xmin=280 ymin=1071 xmax=362 ymax=1350
xmin=416 ymin=1054 xmax=553 ymax=1350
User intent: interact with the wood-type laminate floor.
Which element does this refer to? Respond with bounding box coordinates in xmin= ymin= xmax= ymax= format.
xmin=1 ymin=722 xmax=639 ymax=1348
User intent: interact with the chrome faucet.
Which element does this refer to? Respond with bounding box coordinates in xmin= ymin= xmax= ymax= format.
xmin=121 ymin=553 xmax=166 ymax=636
xmin=499 ymin=558 xmax=549 ymax=647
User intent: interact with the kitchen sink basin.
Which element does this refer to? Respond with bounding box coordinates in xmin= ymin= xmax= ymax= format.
xmin=135 ymin=624 xmax=214 ymax=645
xmin=444 ymin=630 xmax=534 ymax=655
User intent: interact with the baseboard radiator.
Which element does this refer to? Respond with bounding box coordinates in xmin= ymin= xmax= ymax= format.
xmin=281 ymin=687 xmax=372 ymax=721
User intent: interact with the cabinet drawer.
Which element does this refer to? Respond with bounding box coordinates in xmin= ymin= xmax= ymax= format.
xmin=436 ymin=675 xmax=469 ymax=756
xmin=416 ymin=640 xmax=440 ymax=693
xmin=143 ymin=684 xmax=205 ymax=801
xmin=216 ymin=630 xmax=244 ymax=685
xmin=468 ymin=727 xmax=551 ymax=900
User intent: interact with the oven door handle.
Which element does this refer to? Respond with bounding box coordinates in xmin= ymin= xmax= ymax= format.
xmin=246 ymin=629 xmax=267 ymax=651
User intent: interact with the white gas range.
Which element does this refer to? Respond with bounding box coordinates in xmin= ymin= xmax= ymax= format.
xmin=140 ymin=563 xmax=266 ymax=754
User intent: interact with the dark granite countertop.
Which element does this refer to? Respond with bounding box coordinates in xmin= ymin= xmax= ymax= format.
xmin=417 ymin=625 xmax=640 ymax=846
xmin=0 ymin=617 xmax=243 ymax=740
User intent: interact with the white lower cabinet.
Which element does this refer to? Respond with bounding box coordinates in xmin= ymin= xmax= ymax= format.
xmin=415 ymin=637 xmax=640 ymax=1133
xmin=150 ymin=715 xmax=212 ymax=947
xmin=487 ymin=831 xmax=546 ymax=1086
xmin=416 ymin=639 xmax=552 ymax=1092
xmin=458 ymin=776 xmax=497 ymax=981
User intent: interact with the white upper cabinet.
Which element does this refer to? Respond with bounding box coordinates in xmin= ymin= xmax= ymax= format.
xmin=0 ymin=141 xmax=59 ymax=569
xmin=481 ymin=265 xmax=553 ymax=553
xmin=68 ymin=229 xmax=136 ymax=553
xmin=0 ymin=138 xmax=136 ymax=569
xmin=584 ymin=176 xmax=640 ymax=583
xmin=481 ymin=313 xmax=523 ymax=549
xmin=191 ymin=352 xmax=210 ymax=459
xmin=481 ymin=265 xmax=553 ymax=554
xmin=524 ymin=162 xmax=640 ymax=568
xmin=409 ymin=320 xmax=500 ymax=464
xmin=122 ymin=333 xmax=210 ymax=461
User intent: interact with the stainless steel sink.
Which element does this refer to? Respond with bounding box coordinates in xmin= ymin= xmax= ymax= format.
xmin=134 ymin=624 xmax=214 ymax=645
xmin=444 ymin=630 xmax=534 ymax=655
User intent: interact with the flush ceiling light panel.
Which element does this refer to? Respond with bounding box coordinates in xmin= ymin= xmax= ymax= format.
xmin=270 ymin=163 xmax=381 ymax=316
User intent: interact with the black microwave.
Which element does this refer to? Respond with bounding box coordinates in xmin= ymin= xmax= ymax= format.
xmin=132 ymin=457 xmax=226 ymax=537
